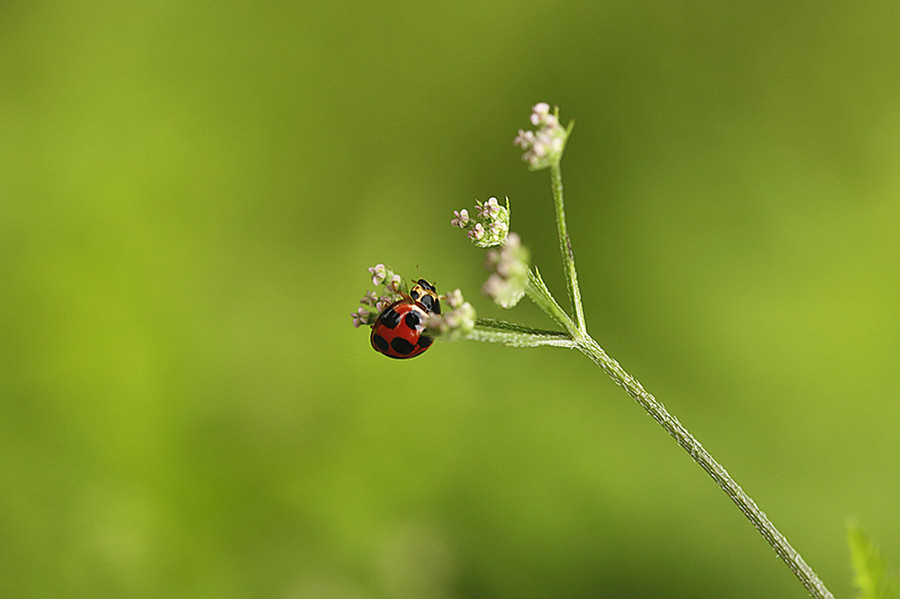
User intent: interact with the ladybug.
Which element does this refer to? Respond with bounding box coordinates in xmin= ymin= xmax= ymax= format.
xmin=370 ymin=279 xmax=442 ymax=359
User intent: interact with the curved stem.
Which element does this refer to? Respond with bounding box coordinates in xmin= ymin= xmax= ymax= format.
xmin=461 ymin=290 xmax=834 ymax=596
xmin=525 ymin=268 xmax=576 ymax=331
xmin=460 ymin=106 xmax=835 ymax=598
xmin=575 ymin=334 xmax=835 ymax=599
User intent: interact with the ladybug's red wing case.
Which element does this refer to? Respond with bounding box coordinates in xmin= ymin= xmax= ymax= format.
xmin=370 ymin=300 xmax=433 ymax=359
xmin=369 ymin=279 xmax=441 ymax=360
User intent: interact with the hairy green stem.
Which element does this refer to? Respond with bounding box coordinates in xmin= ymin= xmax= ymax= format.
xmin=525 ymin=268 xmax=574 ymax=331
xmin=457 ymin=109 xmax=834 ymax=598
xmin=574 ymin=334 xmax=834 ymax=599
xmin=538 ymin=156 xmax=834 ymax=597
xmin=464 ymin=318 xmax=577 ymax=348
xmin=471 ymin=271 xmax=834 ymax=597
xmin=550 ymin=160 xmax=586 ymax=334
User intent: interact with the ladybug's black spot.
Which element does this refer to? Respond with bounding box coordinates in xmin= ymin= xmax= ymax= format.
xmin=379 ymin=307 xmax=401 ymax=329
xmin=432 ymin=299 xmax=441 ymax=315
xmin=391 ymin=337 xmax=415 ymax=355
xmin=372 ymin=333 xmax=389 ymax=353
xmin=417 ymin=279 xmax=436 ymax=292
xmin=417 ymin=335 xmax=433 ymax=349
xmin=404 ymin=310 xmax=421 ymax=330
xmin=410 ymin=289 xmax=421 ymax=301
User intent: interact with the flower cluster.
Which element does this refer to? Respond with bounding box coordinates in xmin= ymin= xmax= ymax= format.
xmin=351 ymin=264 xmax=404 ymax=327
xmin=424 ymin=288 xmax=476 ymax=341
xmin=352 ymin=266 xmax=475 ymax=341
xmin=482 ymin=233 xmax=530 ymax=308
xmin=513 ymin=102 xmax=569 ymax=170
xmin=451 ymin=196 xmax=510 ymax=248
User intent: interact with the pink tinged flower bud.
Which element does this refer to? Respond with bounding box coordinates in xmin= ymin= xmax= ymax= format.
xmin=513 ymin=129 xmax=536 ymax=149
xmin=516 ymin=102 xmax=568 ymax=170
xmin=360 ymin=291 xmax=378 ymax=306
xmin=351 ymin=307 xmax=370 ymax=328
xmin=478 ymin=197 xmax=501 ymax=218
xmin=368 ymin=264 xmax=387 ymax=286
xmin=375 ymin=296 xmax=392 ymax=311
xmin=482 ymin=273 xmax=504 ymax=296
xmin=513 ymin=130 xmax=528 ymax=148
xmin=425 ymin=291 xmax=476 ymax=339
xmin=444 ymin=288 xmax=464 ymax=309
xmin=533 ymin=102 xmax=550 ymax=115
xmin=451 ymin=209 xmax=470 ymax=228
xmin=482 ymin=232 xmax=529 ymax=308
xmin=530 ymin=103 xmax=551 ymax=126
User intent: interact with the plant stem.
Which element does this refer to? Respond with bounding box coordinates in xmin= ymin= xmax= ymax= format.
xmin=458 ymin=107 xmax=834 ymax=597
xmin=525 ymin=268 xmax=575 ymax=331
xmin=464 ymin=318 xmax=577 ymax=348
xmin=550 ymin=160 xmax=587 ymax=334
xmin=465 ymin=306 xmax=835 ymax=597
xmin=542 ymin=154 xmax=834 ymax=598
xmin=574 ymin=335 xmax=834 ymax=598
xmin=470 ymin=282 xmax=834 ymax=597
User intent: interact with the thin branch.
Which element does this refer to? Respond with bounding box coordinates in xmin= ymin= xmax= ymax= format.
xmin=550 ymin=159 xmax=586 ymax=333
xmin=575 ymin=334 xmax=834 ymax=598
xmin=464 ymin=318 xmax=576 ymax=348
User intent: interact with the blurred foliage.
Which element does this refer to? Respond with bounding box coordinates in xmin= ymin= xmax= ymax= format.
xmin=849 ymin=523 xmax=900 ymax=599
xmin=2 ymin=1 xmax=900 ymax=598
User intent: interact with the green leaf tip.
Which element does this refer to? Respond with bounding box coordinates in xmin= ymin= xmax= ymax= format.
xmin=848 ymin=521 xmax=900 ymax=599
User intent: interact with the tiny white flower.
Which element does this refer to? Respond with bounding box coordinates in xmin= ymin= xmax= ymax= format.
xmin=360 ymin=291 xmax=378 ymax=306
xmin=351 ymin=307 xmax=370 ymax=328
xmin=530 ymin=103 xmax=551 ymax=125
xmin=477 ymin=197 xmax=501 ymax=218
xmin=514 ymin=102 xmax=569 ymax=171
xmin=513 ymin=129 xmax=535 ymax=149
xmin=481 ymin=232 xmax=529 ymax=309
xmin=536 ymin=111 xmax=558 ymax=128
xmin=444 ymin=288 xmax=464 ymax=309
xmin=452 ymin=197 xmax=510 ymax=248
xmin=423 ymin=288 xmax=476 ymax=340
xmin=450 ymin=208 xmax=469 ymax=228
xmin=368 ymin=264 xmax=388 ymax=286
xmin=484 ymin=247 xmax=500 ymax=268
xmin=549 ymin=136 xmax=563 ymax=154
xmin=482 ymin=273 xmax=504 ymax=297
xmin=376 ymin=295 xmax=394 ymax=312
xmin=353 ymin=268 xmax=405 ymax=333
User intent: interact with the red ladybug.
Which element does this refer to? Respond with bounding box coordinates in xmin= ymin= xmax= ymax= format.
xmin=370 ymin=279 xmax=442 ymax=359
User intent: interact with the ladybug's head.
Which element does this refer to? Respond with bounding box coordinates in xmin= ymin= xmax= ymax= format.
xmin=410 ymin=279 xmax=441 ymax=315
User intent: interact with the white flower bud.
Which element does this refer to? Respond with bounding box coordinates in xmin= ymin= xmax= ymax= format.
xmin=481 ymin=233 xmax=529 ymax=308
xmin=513 ymin=102 xmax=569 ymax=171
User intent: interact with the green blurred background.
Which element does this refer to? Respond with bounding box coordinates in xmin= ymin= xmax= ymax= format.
xmin=2 ymin=2 xmax=899 ymax=597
